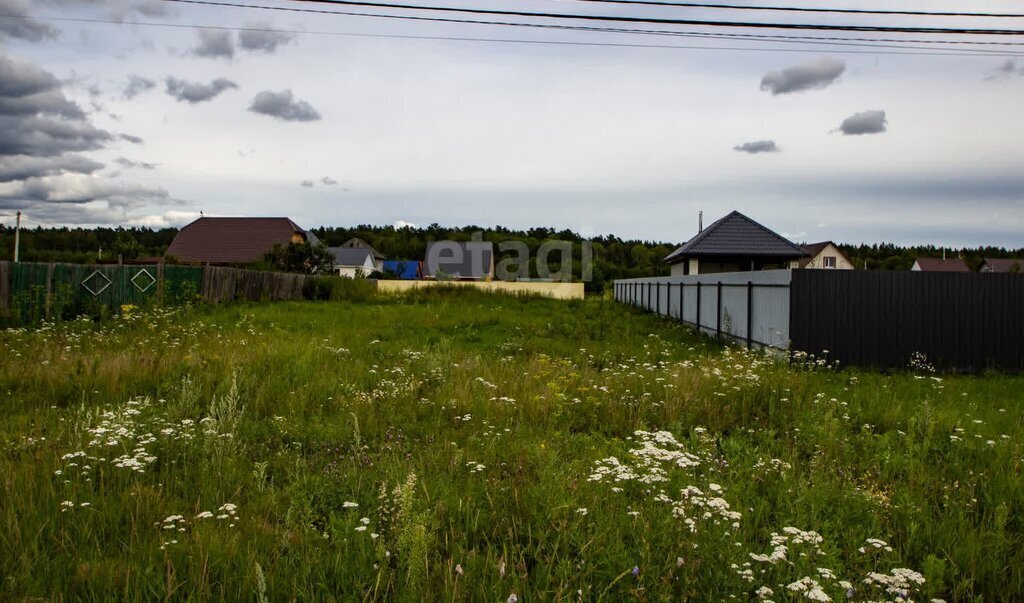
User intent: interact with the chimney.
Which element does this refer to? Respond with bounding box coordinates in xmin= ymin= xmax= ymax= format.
xmin=698 ymin=211 xmax=703 ymax=233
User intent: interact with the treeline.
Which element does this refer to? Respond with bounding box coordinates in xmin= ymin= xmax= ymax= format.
xmin=0 ymin=225 xmax=176 ymax=264
xmin=838 ymin=243 xmax=1023 ymax=272
xmin=314 ymin=224 xmax=676 ymax=293
xmin=1 ymin=224 xmax=1021 ymax=293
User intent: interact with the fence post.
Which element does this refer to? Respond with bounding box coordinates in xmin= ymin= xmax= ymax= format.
xmin=716 ymin=281 xmax=722 ymax=338
xmin=656 ymin=282 xmax=661 ymax=315
xmin=679 ymin=282 xmax=684 ymax=322
xmin=746 ymin=281 xmax=753 ymax=347
xmin=647 ymin=282 xmax=652 ymax=311
xmin=157 ymin=260 xmax=165 ymax=306
xmin=695 ymin=282 xmax=701 ymax=333
xmin=45 ymin=262 xmax=54 ymax=320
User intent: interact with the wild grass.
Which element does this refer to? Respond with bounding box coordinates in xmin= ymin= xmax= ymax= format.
xmin=0 ymin=290 xmax=1021 ymax=601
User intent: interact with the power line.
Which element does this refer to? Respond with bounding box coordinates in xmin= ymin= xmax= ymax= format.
xmin=8 ymin=12 xmax=1024 ymax=57
xmin=167 ymin=0 xmax=1024 ymax=36
xmin=152 ymin=0 xmax=1024 ymax=49
xmin=530 ymin=0 xmax=1024 ymax=19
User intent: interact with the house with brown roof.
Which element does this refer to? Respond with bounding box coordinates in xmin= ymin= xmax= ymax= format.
xmin=165 ymin=217 xmax=319 ymax=265
xmin=911 ymin=257 xmax=970 ymax=273
xmin=799 ymin=241 xmax=854 ymax=270
xmin=664 ymin=211 xmax=806 ymax=276
xmin=979 ymin=258 xmax=1023 ymax=273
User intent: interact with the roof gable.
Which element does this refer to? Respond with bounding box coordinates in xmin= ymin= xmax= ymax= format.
xmin=341 ymin=237 xmax=384 ymax=260
xmin=798 ymin=241 xmax=852 ymax=268
xmin=665 ymin=211 xmax=805 ymax=264
xmin=165 ymin=217 xmax=312 ymax=264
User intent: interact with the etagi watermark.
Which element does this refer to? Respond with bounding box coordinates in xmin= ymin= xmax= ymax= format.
xmin=425 ymin=233 xmax=593 ymax=282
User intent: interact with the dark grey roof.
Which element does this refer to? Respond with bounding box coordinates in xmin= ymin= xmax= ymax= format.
xmin=424 ymin=241 xmax=494 ymax=279
xmin=329 ymin=247 xmax=373 ymax=266
xmin=341 ymin=237 xmax=384 ymax=260
xmin=664 ymin=211 xmax=806 ymax=264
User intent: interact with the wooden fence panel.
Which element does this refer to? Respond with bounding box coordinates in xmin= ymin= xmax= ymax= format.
xmin=201 ymin=266 xmax=313 ymax=304
xmin=790 ymin=270 xmax=1024 ymax=372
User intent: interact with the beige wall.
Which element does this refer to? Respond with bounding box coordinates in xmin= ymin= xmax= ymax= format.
xmin=376 ymin=280 xmax=584 ymax=300
xmin=804 ymin=244 xmax=854 ymax=270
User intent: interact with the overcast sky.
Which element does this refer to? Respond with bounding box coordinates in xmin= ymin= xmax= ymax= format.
xmin=0 ymin=0 xmax=1022 ymax=247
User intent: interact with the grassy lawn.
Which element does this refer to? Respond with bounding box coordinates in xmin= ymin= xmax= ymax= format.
xmin=1 ymin=290 xmax=1022 ymax=601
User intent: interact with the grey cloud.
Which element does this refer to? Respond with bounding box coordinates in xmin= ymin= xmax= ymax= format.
xmin=165 ymin=76 xmax=238 ymax=103
xmin=0 ymin=90 xmax=83 ymax=118
xmin=41 ymin=0 xmax=171 ymax=21
xmin=120 ymin=133 xmax=143 ymax=144
xmin=123 ymin=75 xmax=156 ymax=99
xmin=987 ymin=59 xmax=1024 ymax=80
xmin=0 ymin=0 xmax=59 ymax=42
xmin=300 ymin=180 xmax=314 ymax=187
xmin=104 ymin=0 xmax=171 ymax=20
xmin=0 ymin=49 xmax=164 ymax=217
xmin=760 ymin=57 xmax=846 ymax=95
xmin=0 ymin=54 xmax=84 ymax=119
xmin=733 ymin=140 xmax=779 ymax=154
xmin=249 ymin=89 xmax=321 ymax=122
xmin=0 ymin=174 xmax=175 ymax=210
xmin=0 ymin=115 xmax=113 ymax=156
xmin=838 ymin=110 xmax=887 ymax=135
xmin=115 ymin=157 xmax=158 ymax=170
xmin=0 ymin=154 xmax=103 ymax=182
xmin=192 ymin=29 xmax=234 ymax=59
xmin=239 ymin=25 xmax=295 ymax=53
xmin=321 ymin=176 xmax=338 ymax=185
xmin=0 ymin=53 xmax=64 ymax=98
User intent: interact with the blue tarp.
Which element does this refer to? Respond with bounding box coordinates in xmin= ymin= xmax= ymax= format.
xmin=382 ymin=260 xmax=422 ymax=280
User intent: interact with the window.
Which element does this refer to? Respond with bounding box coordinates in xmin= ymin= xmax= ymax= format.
xmin=823 ymin=256 xmax=837 ymax=268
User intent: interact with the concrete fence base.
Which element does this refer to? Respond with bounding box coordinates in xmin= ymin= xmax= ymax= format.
xmin=376 ymin=279 xmax=584 ymax=300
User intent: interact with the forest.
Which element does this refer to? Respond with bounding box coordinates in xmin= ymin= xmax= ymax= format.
xmin=0 ymin=223 xmax=1020 ymax=293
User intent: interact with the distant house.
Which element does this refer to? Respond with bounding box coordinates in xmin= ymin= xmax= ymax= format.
xmin=329 ymin=247 xmax=378 ymax=278
xmin=165 ymin=217 xmax=319 ymax=264
xmin=664 ymin=211 xmax=806 ymax=276
xmin=424 ymin=241 xmax=494 ymax=280
xmin=799 ymin=241 xmax=854 ymax=270
xmin=338 ymin=238 xmax=385 ymax=272
xmin=911 ymin=258 xmax=970 ymax=272
xmin=979 ymin=258 xmax=1023 ymax=273
xmin=382 ymin=260 xmax=422 ymax=280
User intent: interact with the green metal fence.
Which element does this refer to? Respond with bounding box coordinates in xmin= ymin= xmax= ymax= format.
xmin=0 ymin=262 xmax=203 ymax=323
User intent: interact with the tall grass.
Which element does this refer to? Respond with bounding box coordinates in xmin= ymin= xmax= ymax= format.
xmin=0 ymin=290 xmax=1021 ymax=600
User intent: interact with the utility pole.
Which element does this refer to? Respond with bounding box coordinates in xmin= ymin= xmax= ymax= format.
xmin=13 ymin=211 xmax=21 ymax=263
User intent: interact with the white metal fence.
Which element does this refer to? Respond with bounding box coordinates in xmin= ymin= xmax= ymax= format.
xmin=613 ymin=270 xmax=792 ymax=349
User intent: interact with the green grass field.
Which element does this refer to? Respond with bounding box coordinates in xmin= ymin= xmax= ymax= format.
xmin=1 ymin=290 xmax=1022 ymax=601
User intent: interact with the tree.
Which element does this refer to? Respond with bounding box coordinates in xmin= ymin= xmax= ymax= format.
xmin=263 ymin=242 xmax=334 ymax=274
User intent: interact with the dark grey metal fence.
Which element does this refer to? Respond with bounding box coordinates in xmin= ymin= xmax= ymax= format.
xmin=615 ymin=269 xmax=1024 ymax=371
xmin=789 ymin=270 xmax=1024 ymax=372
